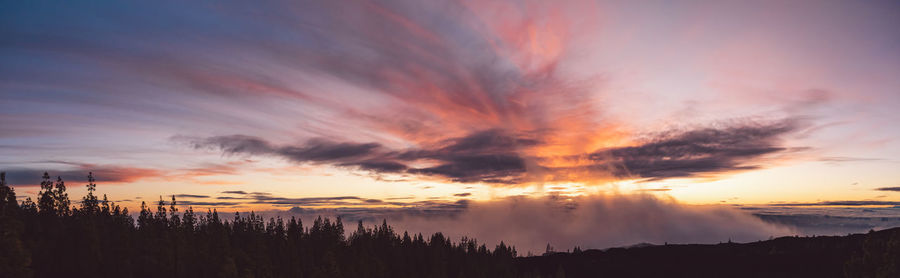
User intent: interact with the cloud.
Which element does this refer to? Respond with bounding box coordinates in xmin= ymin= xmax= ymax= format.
xmin=875 ymin=187 xmax=900 ymax=192
xmin=216 ymin=196 xmax=243 ymax=200
xmin=275 ymin=193 xmax=791 ymax=253
xmin=746 ymin=205 xmax=900 ymax=236
xmin=409 ymin=154 xmax=527 ymax=184
xmin=210 ymin=191 xmax=387 ymax=207
xmin=184 ymin=119 xmax=801 ymax=185
xmin=589 ymin=119 xmax=800 ymax=180
xmin=768 ymin=200 xmax=900 ymax=206
xmin=173 ymin=194 xmax=209 ymax=199
xmin=454 ymin=193 xmax=472 ymax=197
xmin=818 ymin=157 xmax=883 ymax=163
xmin=176 ymin=200 xmax=242 ymax=207
xmin=182 ymin=135 xmax=384 ymax=164
xmin=2 ymin=163 xmax=161 ymax=186
xmin=346 ymin=161 xmax=408 ymax=173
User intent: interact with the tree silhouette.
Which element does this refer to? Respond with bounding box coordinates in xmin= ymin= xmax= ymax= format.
xmin=81 ymin=172 xmax=99 ymax=213
xmin=37 ymin=172 xmax=54 ymax=215
xmin=0 ymin=172 xmax=18 ymax=215
xmin=53 ymin=176 xmax=70 ymax=215
xmin=0 ymin=172 xmax=33 ymax=278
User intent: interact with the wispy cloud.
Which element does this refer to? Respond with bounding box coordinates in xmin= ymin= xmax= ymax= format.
xmin=173 ymin=194 xmax=209 ymax=199
xmin=768 ymin=201 xmax=900 ymax=206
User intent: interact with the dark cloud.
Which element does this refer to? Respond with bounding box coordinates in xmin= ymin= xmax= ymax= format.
xmin=217 ymin=192 xmax=374 ymax=207
xmin=874 ymin=187 xmax=900 ymax=192
xmin=187 ymin=135 xmax=274 ymax=155
xmin=221 ymin=190 xmax=248 ymax=195
xmin=386 ymin=196 xmax=415 ymax=200
xmin=409 ymin=154 xmax=527 ymax=184
xmin=217 ymin=196 xmax=248 ymax=200
xmin=185 ymin=120 xmax=800 ymax=184
xmin=279 ymin=139 xmax=382 ymax=163
xmin=200 ymin=191 xmax=477 ymax=210
xmin=397 ymin=129 xmax=536 ymax=183
xmin=183 ymin=130 xmax=533 ymax=184
xmin=768 ymin=201 xmax=900 ymax=206
xmin=590 ymin=120 xmax=799 ymax=180
xmin=182 ymin=135 xmax=383 ymax=164
xmin=2 ymin=163 xmax=161 ymax=186
xmin=176 ymin=200 xmax=241 ymax=207
xmin=346 ymin=161 xmax=408 ymax=173
xmin=434 ymin=129 xmax=539 ymax=154
xmin=454 ymin=193 xmax=472 ymax=197
xmin=173 ymin=194 xmax=209 ymax=199
xmin=254 ymin=197 xmax=362 ymax=206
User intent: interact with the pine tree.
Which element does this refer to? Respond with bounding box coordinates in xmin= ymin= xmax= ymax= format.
xmin=53 ymin=176 xmax=70 ymax=215
xmin=101 ymin=194 xmax=110 ymax=215
xmin=182 ymin=206 xmax=196 ymax=231
xmin=138 ymin=201 xmax=152 ymax=228
xmin=20 ymin=197 xmax=36 ymax=214
xmin=155 ymin=196 xmax=167 ymax=221
xmin=0 ymin=172 xmax=32 ymax=277
xmin=0 ymin=172 xmax=19 ymax=215
xmin=37 ymin=172 xmax=54 ymax=214
xmin=81 ymin=172 xmax=99 ymax=213
xmin=169 ymin=195 xmax=180 ymax=228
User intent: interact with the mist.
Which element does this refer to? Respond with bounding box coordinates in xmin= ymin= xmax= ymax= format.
xmin=278 ymin=193 xmax=793 ymax=254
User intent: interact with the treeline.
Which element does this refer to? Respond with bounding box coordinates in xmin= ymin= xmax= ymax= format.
xmin=3 ymin=171 xmax=898 ymax=278
xmin=0 ymin=172 xmax=520 ymax=278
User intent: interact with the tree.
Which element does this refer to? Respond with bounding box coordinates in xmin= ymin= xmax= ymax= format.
xmin=182 ymin=206 xmax=196 ymax=230
xmin=0 ymin=172 xmax=19 ymax=215
xmin=37 ymin=174 xmax=70 ymax=216
xmin=138 ymin=201 xmax=152 ymax=228
xmin=20 ymin=197 xmax=36 ymax=214
xmin=5 ymin=173 xmax=526 ymax=278
xmin=53 ymin=176 xmax=70 ymax=215
xmin=81 ymin=172 xmax=99 ymax=213
xmin=155 ymin=196 xmax=167 ymax=221
xmin=169 ymin=195 xmax=180 ymax=228
xmin=37 ymin=172 xmax=54 ymax=214
xmin=544 ymin=243 xmax=555 ymax=256
xmin=101 ymin=194 xmax=110 ymax=215
xmin=0 ymin=171 xmax=32 ymax=277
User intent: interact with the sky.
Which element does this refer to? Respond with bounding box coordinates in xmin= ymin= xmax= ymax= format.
xmin=2 ymin=0 xmax=900 ymax=250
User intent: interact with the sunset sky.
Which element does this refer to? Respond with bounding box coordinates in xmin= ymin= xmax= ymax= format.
xmin=2 ymin=0 xmax=900 ymax=218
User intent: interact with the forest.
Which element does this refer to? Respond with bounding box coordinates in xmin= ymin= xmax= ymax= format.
xmin=0 ymin=172 xmax=898 ymax=278
xmin=0 ymin=172 xmax=516 ymax=278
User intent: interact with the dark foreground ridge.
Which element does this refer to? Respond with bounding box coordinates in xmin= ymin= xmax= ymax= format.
xmin=520 ymin=227 xmax=900 ymax=278
xmin=1 ymin=172 xmax=898 ymax=278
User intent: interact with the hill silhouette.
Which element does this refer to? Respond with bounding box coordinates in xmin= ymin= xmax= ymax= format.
xmin=520 ymin=227 xmax=899 ymax=277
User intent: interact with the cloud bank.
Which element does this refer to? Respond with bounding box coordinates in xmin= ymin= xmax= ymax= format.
xmin=278 ymin=194 xmax=792 ymax=253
